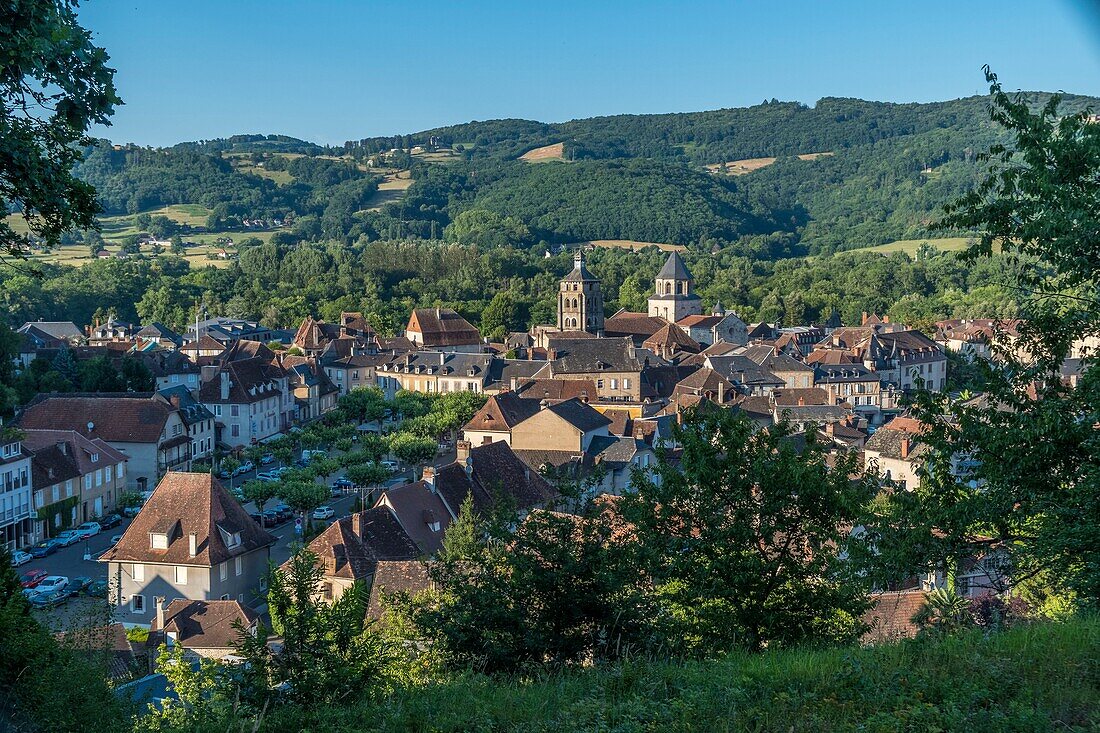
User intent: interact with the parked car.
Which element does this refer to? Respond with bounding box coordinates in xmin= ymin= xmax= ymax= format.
xmin=109 ymin=534 xmax=124 ymax=546
xmin=30 ymin=588 xmax=70 ymax=609
xmin=20 ymin=569 xmax=48 ymax=588
xmin=256 ymin=471 xmax=279 ymax=482
xmin=312 ymin=506 xmax=335 ymax=520
xmin=234 ymin=460 xmax=255 ymax=476
xmin=34 ymin=576 xmax=69 ymax=596
xmin=86 ymin=579 xmax=109 ymax=598
xmin=28 ymin=540 xmax=60 ymax=558
xmin=271 ymin=466 xmax=292 ymax=478
xmin=216 ymin=467 xmax=232 ymax=479
xmin=54 ymin=530 xmax=83 ymax=547
xmin=271 ymin=504 xmax=293 ymax=522
xmin=260 ymin=510 xmax=280 ymax=527
xmin=260 ymin=453 xmax=276 ymax=465
xmin=288 ymin=426 xmax=303 ymax=435
xmin=97 ymin=513 xmax=123 ymax=529
xmin=9 ymin=550 xmax=32 ymax=567
xmin=380 ymin=460 xmax=399 ymax=473
xmin=75 ymin=521 xmax=102 ymax=539
xmin=122 ymin=502 xmax=144 ymax=518
xmin=70 ymin=576 xmax=93 ymax=593
xmin=301 ymin=449 xmax=326 ymax=463
xmin=331 ymin=477 xmax=355 ymax=490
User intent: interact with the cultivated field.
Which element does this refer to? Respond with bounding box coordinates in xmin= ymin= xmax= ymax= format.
xmin=519 ymin=142 xmax=565 ymax=162
xmin=858 ymin=237 xmax=977 ymax=256
xmin=363 ymin=172 xmax=414 ymax=211
xmin=581 ymin=239 xmax=687 ymax=253
xmin=706 ymin=152 xmax=833 ymax=176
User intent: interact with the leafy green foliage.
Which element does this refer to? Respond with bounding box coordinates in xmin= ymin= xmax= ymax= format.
xmin=0 ymin=0 xmax=120 ymax=261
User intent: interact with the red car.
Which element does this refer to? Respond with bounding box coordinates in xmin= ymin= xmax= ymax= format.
xmin=19 ymin=569 xmax=48 ymax=588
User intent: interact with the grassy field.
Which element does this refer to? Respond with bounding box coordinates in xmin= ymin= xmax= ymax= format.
xmin=245 ymin=618 xmax=1100 ymax=732
xmin=520 ymin=142 xmax=566 ymax=162
xmin=706 ymin=152 xmax=833 ymax=176
xmin=583 ymin=239 xmax=687 ymax=253
xmin=363 ymin=172 xmax=414 ymax=211
xmin=857 ymin=237 xmax=977 ymax=255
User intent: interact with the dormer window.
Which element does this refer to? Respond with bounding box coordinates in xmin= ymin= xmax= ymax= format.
xmin=151 ymin=532 xmax=169 ymax=550
xmin=227 ymin=531 xmax=241 ymax=549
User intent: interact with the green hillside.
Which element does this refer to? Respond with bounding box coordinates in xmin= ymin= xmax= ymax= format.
xmin=193 ymin=619 xmax=1100 ymax=732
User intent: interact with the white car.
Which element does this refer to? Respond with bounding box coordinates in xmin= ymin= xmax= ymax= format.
xmin=33 ymin=575 xmax=69 ymax=596
xmin=109 ymin=534 xmax=124 ymax=546
xmin=9 ymin=550 xmax=31 ymax=567
xmin=54 ymin=530 xmax=82 ymax=547
xmin=234 ymin=461 xmax=255 ymax=476
xmin=381 ymin=460 xmax=399 ymax=472
xmin=312 ymin=506 xmax=335 ymax=520
xmin=75 ymin=522 xmax=102 ymax=538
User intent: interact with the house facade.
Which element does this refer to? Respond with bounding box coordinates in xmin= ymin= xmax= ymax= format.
xmin=0 ymin=436 xmax=33 ymax=551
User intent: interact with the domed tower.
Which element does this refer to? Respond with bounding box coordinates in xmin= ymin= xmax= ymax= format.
xmin=557 ymin=251 xmax=604 ymax=334
xmin=648 ymin=251 xmax=702 ymax=322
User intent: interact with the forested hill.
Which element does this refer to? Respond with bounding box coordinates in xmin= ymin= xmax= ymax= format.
xmin=59 ymin=91 xmax=1100 ymax=257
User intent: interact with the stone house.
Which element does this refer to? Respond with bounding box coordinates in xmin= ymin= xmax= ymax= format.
xmin=100 ymin=472 xmax=275 ymax=625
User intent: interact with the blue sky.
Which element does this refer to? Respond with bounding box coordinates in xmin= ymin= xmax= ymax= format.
xmin=80 ymin=0 xmax=1100 ymax=147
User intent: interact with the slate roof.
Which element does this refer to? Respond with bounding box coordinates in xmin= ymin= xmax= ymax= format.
xmin=18 ymin=321 xmax=82 ymax=342
xmin=549 ymin=337 xmax=648 ymax=374
xmin=773 ymin=387 xmax=830 ymax=406
xmin=375 ymin=481 xmax=452 ymax=556
xmin=864 ymin=419 xmax=931 ymax=461
xmin=135 ymin=323 xmax=182 ymax=343
xmin=19 ymin=394 xmax=174 ymax=444
xmin=197 ymin=357 xmax=285 ymax=405
xmin=101 ymin=472 xmax=275 ymax=566
xmin=542 ymin=398 xmax=614 ymax=432
xmin=600 ymin=409 xmax=634 ymax=436
xmin=657 ymin=251 xmax=693 ymax=280
xmin=435 ymin=440 xmax=558 ymax=516
xmin=157 ymin=386 xmax=215 ymax=426
xmin=561 ymin=252 xmax=599 ymax=282
xmin=155 ymin=600 xmax=258 ymax=648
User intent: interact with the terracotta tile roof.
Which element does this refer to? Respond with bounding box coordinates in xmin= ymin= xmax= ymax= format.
xmin=154 ymin=600 xmax=258 ymax=648
xmin=100 ymin=472 xmax=275 ymax=566
xmin=603 ymin=311 xmax=668 ymax=340
xmin=643 ymin=323 xmax=702 ymax=354
xmin=773 ymin=387 xmax=830 ymax=406
xmin=862 ymin=589 xmax=926 ymax=642
xmin=600 ymin=409 xmax=634 ymax=436
xmin=677 ymin=314 xmax=722 ymax=329
xmin=674 ymin=367 xmax=734 ymax=397
xmin=406 ymin=308 xmax=480 ymax=347
xmin=180 ymin=334 xmax=226 ymax=353
xmin=296 ymin=508 xmax=420 ymax=581
xmin=219 ymin=340 xmax=277 ymax=364
xmin=366 ymin=560 xmax=433 ymax=620
xmin=514 ymin=378 xmax=598 ymax=402
xmin=23 ymin=429 xmax=128 ymax=486
xmin=463 ymin=392 xmax=542 ymax=433
xmin=864 ymin=419 xmax=930 ymax=461
xmin=19 ymin=394 xmax=173 ymax=444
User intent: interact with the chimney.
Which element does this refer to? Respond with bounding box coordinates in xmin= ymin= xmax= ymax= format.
xmin=861 ymin=312 xmax=868 ymax=325
xmin=219 ymin=371 xmax=230 ymax=401
xmin=351 ymin=512 xmax=362 ymax=539
xmin=717 ymin=379 xmax=726 ymax=403
xmin=510 ymin=375 xmax=518 ymax=392
xmin=155 ymin=596 xmax=166 ymax=631
xmin=540 ymin=399 xmax=549 ymax=410
xmin=188 ymin=532 xmax=197 ymax=558
xmin=825 ymin=422 xmax=835 ymax=435
xmin=900 ymin=436 xmax=911 ymax=459
xmin=422 ymin=465 xmax=436 ymax=492
xmin=456 ymin=440 xmax=471 ymax=462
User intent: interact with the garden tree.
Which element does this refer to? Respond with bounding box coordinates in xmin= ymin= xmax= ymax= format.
xmin=622 ymin=409 xmax=877 ymax=654
xmin=51 ymin=347 xmax=79 ymax=385
xmin=412 ymin=504 xmax=649 ymax=672
xmin=387 ymin=432 xmax=436 ymax=468
xmin=0 ymin=323 xmax=21 ymax=417
xmin=219 ymin=457 xmax=240 ymax=488
xmin=77 ymin=356 xmax=124 ymax=392
xmin=277 ymin=479 xmax=329 ymax=527
xmin=870 ymin=71 xmax=1100 ymax=606
xmin=388 ymin=389 xmax=434 ymax=420
xmin=169 ymin=234 xmax=186 ymax=254
xmin=147 ymin=643 xmax=225 ymax=730
xmin=479 ymin=290 xmax=521 ymax=340
xmin=119 ymin=355 xmax=154 ymax=390
xmin=134 ymin=212 xmax=152 ymax=230
xmin=241 ymin=479 xmax=278 ymax=515
xmin=344 ymin=462 xmax=391 ymax=489
xmin=0 ymin=549 xmax=128 ymax=731
xmin=231 ymin=550 xmax=394 ymax=709
xmin=0 ymin=0 xmax=120 ymax=262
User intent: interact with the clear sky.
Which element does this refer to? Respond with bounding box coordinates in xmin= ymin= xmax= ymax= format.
xmin=79 ymin=0 xmax=1100 ymax=147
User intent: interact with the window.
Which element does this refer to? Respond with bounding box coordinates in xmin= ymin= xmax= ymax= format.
xmin=175 ymin=566 xmax=187 ymax=584
xmin=52 ymin=486 xmax=59 ymax=503
xmin=231 ymin=425 xmax=240 ymax=438
xmin=84 ymin=475 xmax=92 ymax=491
xmin=131 ymin=595 xmax=145 ymax=613
xmin=132 ymin=563 xmax=144 ymax=582
xmin=105 ymin=466 xmax=112 ymax=482
xmin=219 ymin=562 xmax=227 ymax=581
xmin=610 ymin=379 xmax=618 ymax=390
xmin=623 ymin=378 xmax=631 ymax=390
xmin=151 ymin=533 xmax=168 ymax=550
xmin=231 ymin=405 xmax=239 ymax=417
xmin=95 ymin=469 xmax=102 ymax=487
xmin=220 ymin=594 xmax=230 ymax=601
xmin=91 ymin=452 xmax=98 ymax=463
xmin=214 ymin=405 xmax=222 ymax=417
xmin=118 ymin=463 xmax=125 ymax=478
xmin=597 ymin=379 xmax=604 ymax=389
xmin=235 ymin=557 xmax=242 ymax=576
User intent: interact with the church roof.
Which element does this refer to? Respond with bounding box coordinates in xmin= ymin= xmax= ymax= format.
xmin=657 ymin=251 xmax=692 ymax=280
xmin=561 ymin=252 xmax=599 ymax=282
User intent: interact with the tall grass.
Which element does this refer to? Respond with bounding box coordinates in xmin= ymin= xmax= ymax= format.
xmin=248 ymin=618 xmax=1098 ymax=732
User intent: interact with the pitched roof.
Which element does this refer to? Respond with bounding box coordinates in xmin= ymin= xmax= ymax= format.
xmin=101 ymin=472 xmax=275 ymax=566
xmin=463 ymin=392 xmax=542 ymax=433
xmin=375 ymin=481 xmax=452 ymax=556
xmin=603 ymin=311 xmax=668 ymax=340
xmin=514 ymin=378 xmax=598 ymax=402
xmin=297 ymin=508 xmax=420 ymax=581
xmin=154 ymin=600 xmax=258 ymax=648
xmin=179 ymin=334 xmax=226 ymax=353
xmin=19 ymin=394 xmax=174 ymax=444
xmin=863 ymin=590 xmax=925 ymax=642
xmin=773 ymin=387 xmax=830 ymax=407
xmin=600 ymin=408 xmax=634 ymax=436
xmin=433 ymin=440 xmax=558 ymax=518
xmin=674 ymin=367 xmax=734 ymax=397
xmin=864 ymin=419 xmax=930 ymax=461
xmin=366 ymin=560 xmax=433 ymax=620
xmin=560 ymin=252 xmax=599 ymax=282
xmin=406 ymin=308 xmax=480 ymax=347
xmin=542 ymin=397 xmax=613 ymax=432
xmin=135 ymin=322 xmax=181 ymax=342
xmin=197 ymin=357 xmax=285 ymax=404
xmin=643 ymin=323 xmax=701 ymax=354
xmin=548 ymin=337 xmax=649 ymax=374
xmin=23 ymin=429 xmax=128 ymax=484
xmin=658 ymin=251 xmax=693 ymax=280
xmin=18 ymin=321 xmax=82 ymax=342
